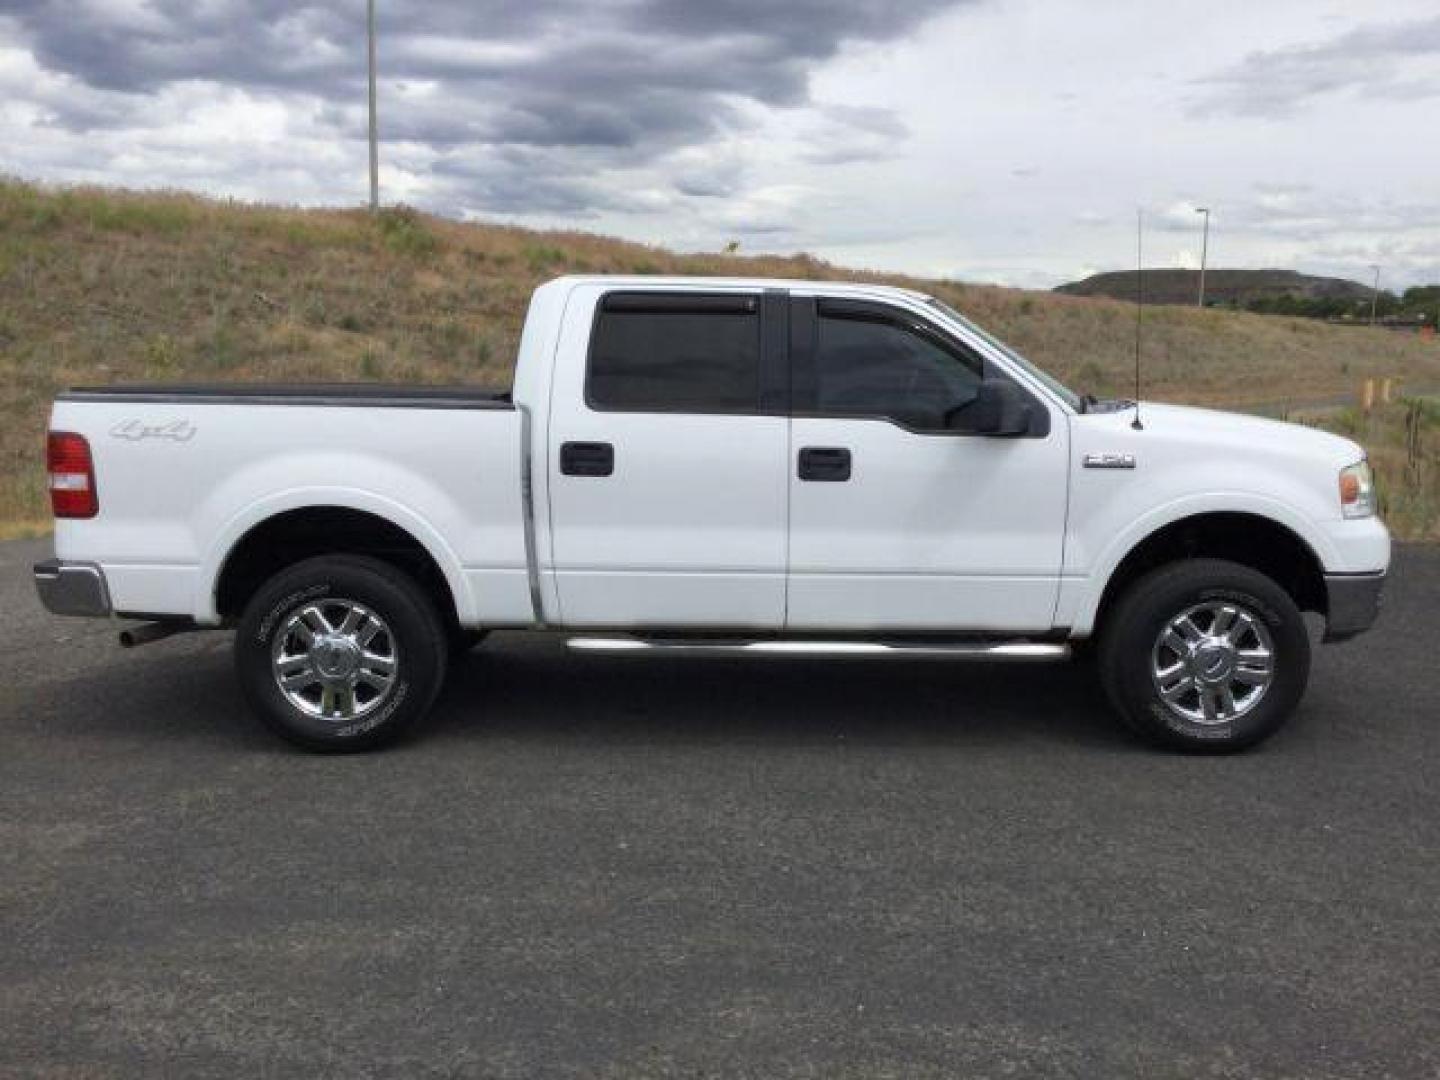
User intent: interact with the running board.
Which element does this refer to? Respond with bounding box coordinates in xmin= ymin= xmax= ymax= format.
xmin=566 ymin=637 xmax=1070 ymax=661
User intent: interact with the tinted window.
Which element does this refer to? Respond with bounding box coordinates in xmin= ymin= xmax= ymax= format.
xmin=814 ymin=311 xmax=983 ymax=431
xmin=589 ymin=296 xmax=761 ymax=412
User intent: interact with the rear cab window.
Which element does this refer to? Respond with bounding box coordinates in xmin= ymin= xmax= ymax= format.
xmin=587 ymin=293 xmax=761 ymax=413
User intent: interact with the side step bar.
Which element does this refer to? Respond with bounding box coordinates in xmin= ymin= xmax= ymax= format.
xmin=566 ymin=637 xmax=1071 ymax=661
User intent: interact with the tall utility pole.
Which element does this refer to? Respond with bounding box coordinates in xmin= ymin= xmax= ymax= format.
xmin=367 ymin=0 xmax=379 ymax=212
xmin=1369 ymin=265 xmax=1382 ymax=326
xmin=1195 ymin=207 xmax=1210 ymax=307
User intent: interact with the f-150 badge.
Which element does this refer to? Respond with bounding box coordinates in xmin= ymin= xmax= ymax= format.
xmin=1083 ymin=452 xmax=1136 ymax=469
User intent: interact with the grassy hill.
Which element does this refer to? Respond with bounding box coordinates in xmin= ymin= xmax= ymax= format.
xmin=2 ymin=178 xmax=1438 ymax=537
xmin=1057 ymin=268 xmax=1375 ymax=308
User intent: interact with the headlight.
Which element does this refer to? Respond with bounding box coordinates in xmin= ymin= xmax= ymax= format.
xmin=1339 ymin=460 xmax=1376 ymax=519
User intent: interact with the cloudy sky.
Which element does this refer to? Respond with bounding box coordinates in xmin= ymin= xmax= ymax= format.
xmin=2 ymin=0 xmax=1438 ymax=289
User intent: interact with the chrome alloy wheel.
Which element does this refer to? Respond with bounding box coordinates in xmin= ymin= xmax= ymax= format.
xmin=1150 ymin=600 xmax=1276 ymax=725
xmin=271 ymin=600 xmax=399 ymax=721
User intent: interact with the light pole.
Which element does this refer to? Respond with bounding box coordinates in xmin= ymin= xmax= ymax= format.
xmin=367 ymin=0 xmax=379 ymax=212
xmin=1369 ymin=265 xmax=1381 ymax=326
xmin=1195 ymin=207 xmax=1210 ymax=307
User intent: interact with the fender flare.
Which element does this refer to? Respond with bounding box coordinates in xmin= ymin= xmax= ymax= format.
xmin=1067 ymin=493 xmax=1335 ymax=636
xmin=195 ymin=487 xmax=474 ymax=626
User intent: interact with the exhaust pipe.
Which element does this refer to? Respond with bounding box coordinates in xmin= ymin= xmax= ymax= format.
xmin=118 ymin=621 xmax=191 ymax=648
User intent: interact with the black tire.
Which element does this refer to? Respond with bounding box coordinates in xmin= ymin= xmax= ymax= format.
xmin=1098 ymin=558 xmax=1310 ymax=753
xmin=235 ymin=554 xmax=449 ymax=752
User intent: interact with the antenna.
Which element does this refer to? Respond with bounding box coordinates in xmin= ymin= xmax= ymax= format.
xmin=1131 ymin=207 xmax=1144 ymax=430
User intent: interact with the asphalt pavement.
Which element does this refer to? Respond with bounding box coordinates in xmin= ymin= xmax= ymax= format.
xmin=1 ymin=536 xmax=1437 ymax=1078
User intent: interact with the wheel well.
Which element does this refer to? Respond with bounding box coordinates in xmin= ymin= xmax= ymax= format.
xmin=215 ymin=507 xmax=459 ymax=627
xmin=1094 ymin=512 xmax=1327 ymax=632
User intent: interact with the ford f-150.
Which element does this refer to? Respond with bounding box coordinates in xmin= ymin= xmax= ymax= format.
xmin=34 ymin=276 xmax=1389 ymax=751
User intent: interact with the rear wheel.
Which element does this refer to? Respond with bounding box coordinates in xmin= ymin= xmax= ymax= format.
xmin=235 ymin=555 xmax=448 ymax=751
xmin=1098 ymin=558 xmax=1310 ymax=752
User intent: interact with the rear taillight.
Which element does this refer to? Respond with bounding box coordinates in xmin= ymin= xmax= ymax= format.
xmin=47 ymin=431 xmax=98 ymax=518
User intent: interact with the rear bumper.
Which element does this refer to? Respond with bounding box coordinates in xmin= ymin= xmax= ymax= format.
xmin=1323 ymin=570 xmax=1385 ymax=643
xmin=34 ymin=559 xmax=112 ymax=617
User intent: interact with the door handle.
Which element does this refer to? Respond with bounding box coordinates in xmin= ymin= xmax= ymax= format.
xmin=798 ymin=446 xmax=851 ymax=482
xmin=560 ymin=441 xmax=615 ymax=477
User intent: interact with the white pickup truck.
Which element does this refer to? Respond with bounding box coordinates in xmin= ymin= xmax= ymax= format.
xmin=35 ymin=275 xmax=1388 ymax=752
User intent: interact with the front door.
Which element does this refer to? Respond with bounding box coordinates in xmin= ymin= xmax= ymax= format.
xmin=547 ymin=289 xmax=789 ymax=628
xmin=785 ymin=297 xmax=1069 ymax=632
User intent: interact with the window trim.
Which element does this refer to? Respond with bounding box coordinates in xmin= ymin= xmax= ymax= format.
xmin=583 ymin=290 xmax=785 ymax=417
xmin=790 ymin=296 xmax=1050 ymax=438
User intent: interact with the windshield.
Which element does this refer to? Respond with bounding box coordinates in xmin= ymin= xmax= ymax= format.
xmin=925 ymin=298 xmax=1084 ymax=412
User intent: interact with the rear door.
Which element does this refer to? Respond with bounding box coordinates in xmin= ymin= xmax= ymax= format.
xmin=785 ymin=295 xmax=1069 ymax=632
xmin=546 ymin=287 xmax=790 ymax=627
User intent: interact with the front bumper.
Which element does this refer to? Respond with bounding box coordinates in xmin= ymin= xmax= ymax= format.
xmin=1323 ymin=570 xmax=1385 ymax=643
xmin=34 ymin=559 xmax=112 ymax=617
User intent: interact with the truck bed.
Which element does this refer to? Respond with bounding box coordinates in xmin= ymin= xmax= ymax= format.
xmin=50 ymin=386 xmax=532 ymax=627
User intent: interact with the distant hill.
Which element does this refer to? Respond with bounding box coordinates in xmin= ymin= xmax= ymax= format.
xmin=1056 ymin=268 xmax=1373 ymax=307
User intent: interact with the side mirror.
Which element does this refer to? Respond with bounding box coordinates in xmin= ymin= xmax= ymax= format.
xmin=967 ymin=378 xmax=1033 ymax=436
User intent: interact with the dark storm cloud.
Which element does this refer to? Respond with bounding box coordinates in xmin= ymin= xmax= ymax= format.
xmin=427 ymin=144 xmax=661 ymax=216
xmin=0 ymin=0 xmax=962 ymax=212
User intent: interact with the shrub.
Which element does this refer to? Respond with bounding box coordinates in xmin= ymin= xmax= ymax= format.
xmin=375 ymin=206 xmax=438 ymax=257
xmin=524 ymin=244 xmax=566 ymax=272
xmin=143 ymin=334 xmax=181 ymax=377
xmin=205 ymin=324 xmax=242 ymax=371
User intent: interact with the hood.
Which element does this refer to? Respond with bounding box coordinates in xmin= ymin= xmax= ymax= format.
xmin=1108 ymin=401 xmax=1365 ymax=470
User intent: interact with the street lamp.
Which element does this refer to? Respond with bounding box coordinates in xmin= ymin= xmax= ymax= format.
xmin=367 ymin=0 xmax=379 ymax=212
xmin=1195 ymin=207 xmax=1210 ymax=307
xmin=1369 ymin=265 xmax=1381 ymax=326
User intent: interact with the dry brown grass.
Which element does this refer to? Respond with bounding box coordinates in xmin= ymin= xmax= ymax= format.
xmin=0 ymin=518 xmax=51 ymax=540
xmin=1305 ymin=398 xmax=1440 ymax=541
xmin=4 ymin=177 xmax=1439 ymax=535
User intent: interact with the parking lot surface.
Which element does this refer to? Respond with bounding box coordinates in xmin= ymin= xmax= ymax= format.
xmin=2 ymin=537 xmax=1437 ymax=1078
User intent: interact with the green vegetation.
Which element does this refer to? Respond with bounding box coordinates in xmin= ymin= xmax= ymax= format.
xmin=1243 ymin=288 xmax=1435 ymax=324
xmin=375 ymin=206 xmax=439 ymax=257
xmin=1398 ymin=285 xmax=1440 ymax=330
xmin=3 ymin=177 xmax=1440 ymax=537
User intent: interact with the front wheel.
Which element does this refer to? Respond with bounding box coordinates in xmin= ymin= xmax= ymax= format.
xmin=235 ymin=555 xmax=449 ymax=752
xmin=1098 ymin=559 xmax=1311 ymax=752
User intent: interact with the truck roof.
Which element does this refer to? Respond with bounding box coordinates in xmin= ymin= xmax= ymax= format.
xmin=544 ymin=274 xmax=935 ymax=305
